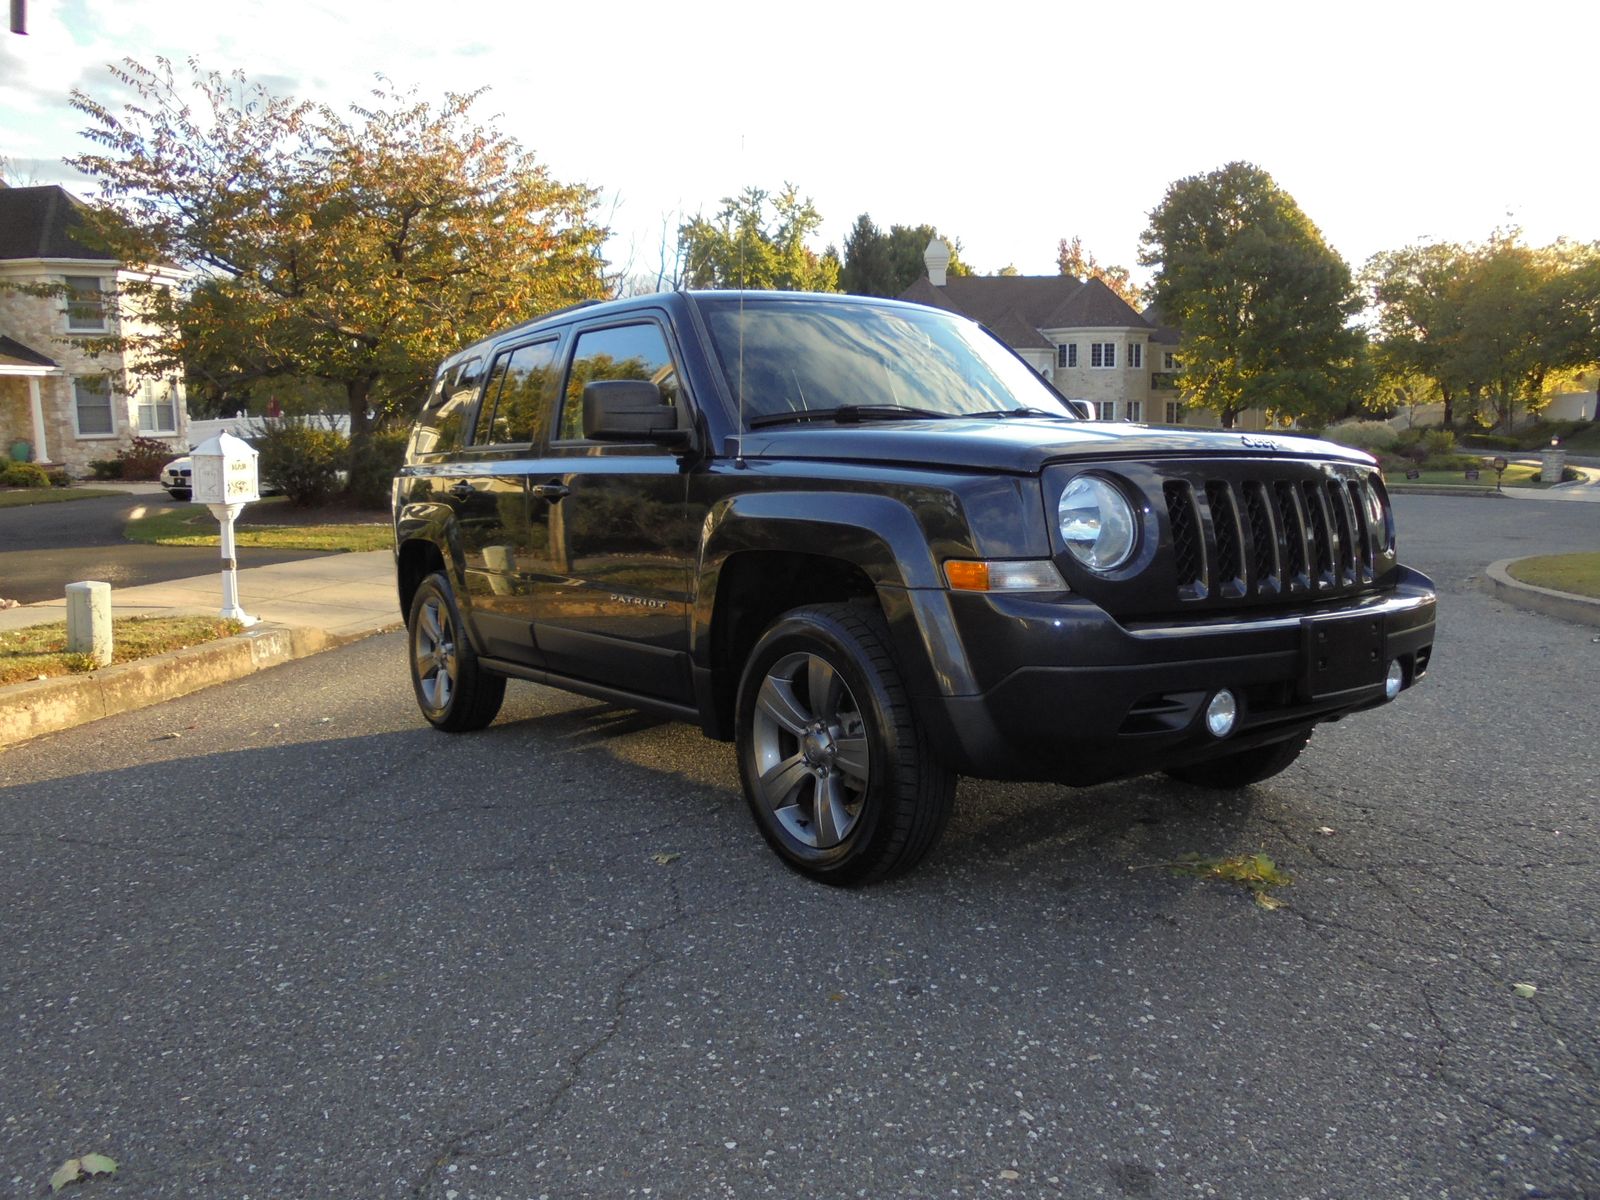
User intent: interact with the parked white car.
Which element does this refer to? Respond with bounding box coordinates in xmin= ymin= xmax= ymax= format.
xmin=159 ymin=456 xmax=192 ymax=500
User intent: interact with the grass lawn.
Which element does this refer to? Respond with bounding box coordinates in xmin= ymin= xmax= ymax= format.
xmin=0 ymin=487 xmax=126 ymax=508
xmin=1506 ymin=553 xmax=1600 ymax=599
xmin=0 ymin=615 xmax=244 ymax=687
xmin=125 ymin=496 xmax=391 ymax=552
xmin=1391 ymin=463 xmax=1549 ymax=488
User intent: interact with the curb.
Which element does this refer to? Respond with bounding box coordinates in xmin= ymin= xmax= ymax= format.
xmin=1387 ymin=484 xmax=1506 ymax=498
xmin=0 ymin=620 xmax=400 ymax=749
xmin=1486 ymin=559 xmax=1600 ymax=628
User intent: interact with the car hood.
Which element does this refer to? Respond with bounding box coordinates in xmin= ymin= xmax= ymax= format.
xmin=737 ymin=418 xmax=1375 ymax=474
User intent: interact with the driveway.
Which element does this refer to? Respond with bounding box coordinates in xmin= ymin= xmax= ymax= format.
xmin=0 ymin=490 xmax=338 ymax=605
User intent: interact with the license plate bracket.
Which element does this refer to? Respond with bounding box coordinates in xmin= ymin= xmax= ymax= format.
xmin=1301 ymin=613 xmax=1386 ymax=701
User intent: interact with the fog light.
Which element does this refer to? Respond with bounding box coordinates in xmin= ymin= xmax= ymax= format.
xmin=1385 ymin=660 xmax=1404 ymax=700
xmin=1205 ymin=689 xmax=1238 ymax=738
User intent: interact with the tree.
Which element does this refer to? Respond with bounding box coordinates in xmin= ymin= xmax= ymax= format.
xmin=1056 ymin=235 xmax=1141 ymax=307
xmin=678 ymin=185 xmax=839 ymax=292
xmin=1365 ymin=234 xmax=1600 ymax=429
xmin=1139 ymin=162 xmax=1364 ymax=428
xmin=838 ymin=215 xmax=971 ymax=296
xmin=67 ymin=58 xmax=609 ymax=461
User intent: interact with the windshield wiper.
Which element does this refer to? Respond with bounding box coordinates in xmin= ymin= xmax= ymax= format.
xmin=748 ymin=405 xmax=954 ymax=429
xmin=971 ymin=406 xmax=1075 ymax=420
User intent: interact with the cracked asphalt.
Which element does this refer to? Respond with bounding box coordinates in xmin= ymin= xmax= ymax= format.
xmin=1 ymin=495 xmax=1596 ymax=1199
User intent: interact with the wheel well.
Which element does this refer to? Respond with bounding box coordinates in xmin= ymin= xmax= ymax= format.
xmin=707 ymin=551 xmax=879 ymax=738
xmin=396 ymin=539 xmax=446 ymax=618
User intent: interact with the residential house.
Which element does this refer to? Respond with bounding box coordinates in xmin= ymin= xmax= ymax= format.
xmin=0 ymin=182 xmax=189 ymax=476
xmin=899 ymin=239 xmax=1277 ymax=430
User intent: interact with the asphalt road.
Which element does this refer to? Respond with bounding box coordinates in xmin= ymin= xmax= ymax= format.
xmin=0 ymin=492 xmax=334 ymax=604
xmin=1 ymin=495 xmax=1596 ymax=1199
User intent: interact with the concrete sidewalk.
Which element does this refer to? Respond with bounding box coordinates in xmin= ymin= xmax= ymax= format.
xmin=0 ymin=550 xmax=399 ymax=636
xmin=0 ymin=551 xmax=401 ymax=747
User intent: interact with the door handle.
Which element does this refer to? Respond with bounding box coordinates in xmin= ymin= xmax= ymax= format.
xmin=531 ymin=482 xmax=570 ymax=501
xmin=447 ymin=480 xmax=475 ymax=499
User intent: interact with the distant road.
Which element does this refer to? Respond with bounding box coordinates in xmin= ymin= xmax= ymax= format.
xmin=0 ymin=491 xmax=333 ymax=605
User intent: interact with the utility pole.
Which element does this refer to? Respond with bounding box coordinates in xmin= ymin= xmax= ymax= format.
xmin=9 ymin=1 xmax=25 ymax=35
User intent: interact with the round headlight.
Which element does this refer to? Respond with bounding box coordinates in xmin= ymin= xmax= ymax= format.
xmin=1058 ymin=476 xmax=1137 ymax=572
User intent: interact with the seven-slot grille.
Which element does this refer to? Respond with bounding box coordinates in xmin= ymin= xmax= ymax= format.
xmin=1162 ymin=472 xmax=1386 ymax=604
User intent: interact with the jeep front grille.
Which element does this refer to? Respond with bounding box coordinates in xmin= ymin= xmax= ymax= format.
xmin=1162 ymin=470 xmax=1385 ymax=605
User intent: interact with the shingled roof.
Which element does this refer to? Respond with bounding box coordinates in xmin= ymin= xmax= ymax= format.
xmin=899 ymin=271 xmax=1154 ymax=350
xmin=0 ymin=185 xmax=116 ymax=262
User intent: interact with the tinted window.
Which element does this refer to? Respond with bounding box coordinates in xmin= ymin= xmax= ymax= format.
xmin=478 ymin=340 xmax=560 ymax=446
xmin=410 ymin=356 xmax=483 ymax=455
xmin=559 ymin=323 xmax=680 ymax=442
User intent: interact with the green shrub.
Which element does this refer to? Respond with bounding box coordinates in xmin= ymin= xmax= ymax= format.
xmin=1 ymin=462 xmax=51 ymax=488
xmin=255 ymin=417 xmax=347 ymax=506
xmin=88 ymin=458 xmax=123 ymax=480
xmin=115 ymin=435 xmax=178 ymax=481
xmin=1322 ymin=419 xmax=1399 ymax=454
xmin=346 ymin=426 xmax=410 ymax=509
xmin=48 ymin=468 xmax=71 ymax=488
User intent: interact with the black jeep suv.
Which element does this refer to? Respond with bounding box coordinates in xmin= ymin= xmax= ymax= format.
xmin=393 ymin=291 xmax=1436 ymax=884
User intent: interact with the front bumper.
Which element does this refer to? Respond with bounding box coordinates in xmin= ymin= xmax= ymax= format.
xmin=904 ymin=566 xmax=1436 ymax=785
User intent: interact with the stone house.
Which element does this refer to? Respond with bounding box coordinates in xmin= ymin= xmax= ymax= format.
xmin=899 ymin=239 xmax=1278 ymax=430
xmin=0 ymin=183 xmax=189 ymax=476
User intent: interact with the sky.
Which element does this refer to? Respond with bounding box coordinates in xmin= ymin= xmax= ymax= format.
xmin=3 ymin=0 xmax=1596 ymax=288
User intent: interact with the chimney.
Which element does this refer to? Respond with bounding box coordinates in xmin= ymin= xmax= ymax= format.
xmin=924 ymin=237 xmax=950 ymax=287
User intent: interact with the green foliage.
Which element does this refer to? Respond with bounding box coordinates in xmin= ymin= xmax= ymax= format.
xmin=679 ymin=184 xmax=839 ymax=292
xmin=1140 ymin=162 xmax=1364 ymax=428
xmin=69 ymin=57 xmax=609 ymax=456
xmin=1056 ymin=235 xmax=1142 ymax=307
xmin=88 ymin=458 xmax=123 ymax=480
xmin=1321 ymin=419 xmax=1399 ymax=454
xmin=346 ymin=426 xmax=410 ymax=509
xmin=254 ymin=417 xmax=347 ymax=506
xmin=1364 ymin=234 xmax=1600 ymax=429
xmin=839 ymin=215 xmax=972 ymax=297
xmin=114 ymin=435 xmax=175 ymax=481
xmin=48 ymin=468 xmax=72 ymax=488
xmin=0 ymin=462 xmax=51 ymax=488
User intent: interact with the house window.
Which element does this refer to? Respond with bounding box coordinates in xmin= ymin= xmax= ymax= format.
xmin=137 ymin=379 xmax=178 ymax=434
xmin=1094 ymin=401 xmax=1116 ymax=420
xmin=1126 ymin=401 xmax=1143 ymax=422
xmin=74 ymin=377 xmax=115 ymax=435
xmin=1057 ymin=343 xmax=1077 ymax=369
xmin=1091 ymin=342 xmax=1115 ymax=368
xmin=65 ymin=276 xmax=107 ymax=332
xmin=1165 ymin=401 xmax=1184 ymax=424
xmin=1128 ymin=343 xmax=1143 ymax=369
xmin=1163 ymin=352 xmax=1178 ymax=370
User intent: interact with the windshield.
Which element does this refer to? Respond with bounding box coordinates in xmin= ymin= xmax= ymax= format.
xmin=696 ymin=297 xmax=1075 ymax=429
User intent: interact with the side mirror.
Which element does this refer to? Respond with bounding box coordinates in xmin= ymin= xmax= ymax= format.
xmin=1066 ymin=399 xmax=1091 ymax=419
xmin=582 ymin=379 xmax=688 ymax=443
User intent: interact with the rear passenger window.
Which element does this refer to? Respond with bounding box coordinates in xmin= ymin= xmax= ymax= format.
xmin=558 ymin=323 xmax=680 ymax=442
xmin=410 ymin=356 xmax=482 ymax=455
xmin=477 ymin=340 xmax=560 ymax=446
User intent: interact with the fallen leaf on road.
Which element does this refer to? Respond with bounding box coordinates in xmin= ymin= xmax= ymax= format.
xmin=49 ymin=1152 xmax=116 ymax=1191
xmin=999 ymin=1169 xmax=1021 ymax=1180
xmin=1513 ymin=982 xmax=1537 ymax=998
xmin=1316 ymin=826 xmax=1336 ymax=836
xmin=651 ymin=852 xmax=682 ymax=866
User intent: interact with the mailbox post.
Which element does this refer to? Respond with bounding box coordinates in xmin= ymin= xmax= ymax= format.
xmin=190 ymin=432 xmax=260 ymax=626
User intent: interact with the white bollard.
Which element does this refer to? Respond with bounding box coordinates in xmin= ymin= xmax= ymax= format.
xmin=65 ymin=580 xmax=113 ymax=667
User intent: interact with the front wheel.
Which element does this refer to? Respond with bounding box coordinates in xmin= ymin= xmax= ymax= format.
xmin=407 ymin=572 xmax=506 ymax=732
xmin=1164 ymin=730 xmax=1312 ymax=789
xmin=735 ymin=603 xmax=954 ymax=885
xmin=167 ymin=488 xmax=191 ymax=501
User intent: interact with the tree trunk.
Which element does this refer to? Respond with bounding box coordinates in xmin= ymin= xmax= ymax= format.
xmin=345 ymin=376 xmax=376 ymax=452
xmin=1440 ymin=386 xmax=1454 ymax=429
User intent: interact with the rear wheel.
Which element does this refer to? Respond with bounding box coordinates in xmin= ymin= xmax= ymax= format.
xmin=736 ymin=603 xmax=954 ymax=885
xmin=407 ymin=572 xmax=505 ymax=732
xmin=1164 ymin=730 xmax=1311 ymax=789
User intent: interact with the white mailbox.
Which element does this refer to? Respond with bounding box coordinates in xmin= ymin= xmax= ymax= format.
xmin=190 ymin=431 xmax=260 ymax=505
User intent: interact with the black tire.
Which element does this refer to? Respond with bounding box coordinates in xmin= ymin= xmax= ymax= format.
xmin=167 ymin=489 xmax=191 ymax=501
xmin=1164 ymin=729 xmax=1312 ymax=789
xmin=735 ymin=603 xmax=955 ymax=885
xmin=407 ymin=571 xmax=506 ymax=732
